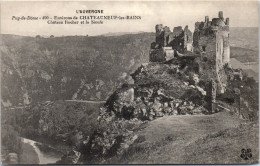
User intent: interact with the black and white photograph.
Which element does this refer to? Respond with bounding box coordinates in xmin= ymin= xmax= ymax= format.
xmin=0 ymin=0 xmax=259 ymax=164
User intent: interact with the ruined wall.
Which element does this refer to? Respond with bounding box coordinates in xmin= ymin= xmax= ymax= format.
xmin=150 ymin=24 xmax=166 ymax=62
xmin=163 ymin=26 xmax=171 ymax=46
xmin=155 ymin=24 xmax=164 ymax=47
xmin=163 ymin=47 xmax=174 ymax=61
xmin=222 ymin=26 xmax=230 ymax=64
xmin=170 ymin=26 xmax=184 ymax=53
xmin=172 ymin=26 xmax=183 ymax=37
xmin=184 ymin=26 xmax=193 ymax=52
xmin=155 ymin=25 xmax=172 ymax=47
xmin=150 ymin=24 xmax=193 ymax=62
xmin=149 ymin=48 xmax=165 ymax=62
xmin=216 ymin=29 xmax=224 ymax=65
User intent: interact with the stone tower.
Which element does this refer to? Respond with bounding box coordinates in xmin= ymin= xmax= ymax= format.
xmin=193 ymin=11 xmax=230 ymax=65
xmin=193 ymin=11 xmax=230 ymax=94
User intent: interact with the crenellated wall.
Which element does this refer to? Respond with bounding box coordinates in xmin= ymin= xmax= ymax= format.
xmin=155 ymin=24 xmax=164 ymax=47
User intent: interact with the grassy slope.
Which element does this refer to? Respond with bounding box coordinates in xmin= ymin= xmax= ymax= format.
xmin=183 ymin=122 xmax=259 ymax=164
xmin=116 ymin=111 xmax=258 ymax=164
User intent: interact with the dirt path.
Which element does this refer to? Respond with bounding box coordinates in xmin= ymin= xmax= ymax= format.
xmin=65 ymin=100 xmax=106 ymax=104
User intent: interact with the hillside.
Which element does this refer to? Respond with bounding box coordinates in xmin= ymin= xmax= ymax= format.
xmin=100 ymin=31 xmax=145 ymax=37
xmin=1 ymin=27 xmax=258 ymax=107
xmin=1 ymin=101 xmax=104 ymax=145
xmin=1 ymin=33 xmax=154 ymax=106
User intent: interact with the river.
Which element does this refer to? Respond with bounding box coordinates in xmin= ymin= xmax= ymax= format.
xmin=21 ymin=137 xmax=63 ymax=164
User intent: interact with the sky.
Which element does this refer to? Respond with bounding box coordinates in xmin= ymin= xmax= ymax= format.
xmin=1 ymin=1 xmax=259 ymax=36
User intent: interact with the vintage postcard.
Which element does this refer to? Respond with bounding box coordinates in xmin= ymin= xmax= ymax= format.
xmin=1 ymin=0 xmax=259 ymax=164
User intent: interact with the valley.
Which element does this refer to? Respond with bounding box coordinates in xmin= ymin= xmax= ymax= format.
xmin=1 ymin=27 xmax=258 ymax=164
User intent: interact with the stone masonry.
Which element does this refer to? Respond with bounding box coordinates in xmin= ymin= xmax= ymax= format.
xmin=193 ymin=11 xmax=230 ymax=65
xmin=150 ymin=24 xmax=193 ymax=62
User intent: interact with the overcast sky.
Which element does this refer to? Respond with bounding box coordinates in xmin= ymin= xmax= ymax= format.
xmin=1 ymin=1 xmax=259 ymax=36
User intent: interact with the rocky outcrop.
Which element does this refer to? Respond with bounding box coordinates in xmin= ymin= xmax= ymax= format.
xmin=106 ymin=61 xmax=210 ymax=120
xmin=71 ymin=56 xmax=215 ymax=164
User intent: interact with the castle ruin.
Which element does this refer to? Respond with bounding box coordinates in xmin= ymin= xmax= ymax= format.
xmin=149 ymin=11 xmax=231 ymax=112
xmin=193 ymin=11 xmax=230 ymax=95
xmin=150 ymin=11 xmax=230 ymax=65
xmin=150 ymin=24 xmax=193 ymax=62
xmin=193 ymin=11 xmax=230 ymax=65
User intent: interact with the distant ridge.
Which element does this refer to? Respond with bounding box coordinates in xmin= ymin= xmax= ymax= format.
xmin=98 ymin=31 xmax=146 ymax=37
